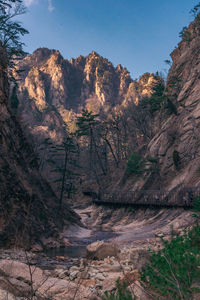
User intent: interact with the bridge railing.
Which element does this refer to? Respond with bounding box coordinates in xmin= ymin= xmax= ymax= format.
xmin=92 ymin=186 xmax=200 ymax=207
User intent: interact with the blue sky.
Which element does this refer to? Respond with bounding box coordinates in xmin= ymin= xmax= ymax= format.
xmin=20 ymin=0 xmax=197 ymax=79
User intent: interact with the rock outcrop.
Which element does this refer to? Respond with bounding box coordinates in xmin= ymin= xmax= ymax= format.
xmin=17 ymin=49 xmax=157 ymax=114
xmin=148 ymin=16 xmax=200 ymax=189
xmin=13 ymin=48 xmax=161 ymax=194
xmin=125 ymin=15 xmax=200 ymax=197
xmin=0 ymin=45 xmax=78 ymax=248
xmin=86 ymin=241 xmax=120 ymax=260
xmin=14 ymin=15 xmax=200 ymax=204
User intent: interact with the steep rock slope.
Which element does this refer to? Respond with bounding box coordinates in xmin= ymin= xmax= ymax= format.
xmin=16 ymin=48 xmax=160 ymax=126
xmin=126 ymin=16 xmax=200 ymax=195
xmin=0 ymin=46 xmax=78 ymax=248
xmin=17 ymin=49 xmax=158 ymax=112
xmin=14 ymin=49 xmax=161 ymax=193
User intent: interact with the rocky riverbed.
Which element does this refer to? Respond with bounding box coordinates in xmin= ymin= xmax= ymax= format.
xmin=0 ymin=245 xmax=148 ymax=300
xmin=0 ymin=204 xmax=194 ymax=299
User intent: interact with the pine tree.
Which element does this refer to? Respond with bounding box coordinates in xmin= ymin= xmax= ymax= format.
xmin=0 ymin=0 xmax=28 ymax=60
xmin=76 ymin=109 xmax=106 ymax=184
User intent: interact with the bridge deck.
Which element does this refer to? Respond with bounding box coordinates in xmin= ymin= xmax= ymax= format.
xmin=91 ymin=187 xmax=200 ymax=208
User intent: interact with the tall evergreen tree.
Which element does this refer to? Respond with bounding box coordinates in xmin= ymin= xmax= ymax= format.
xmin=0 ymin=0 xmax=28 ymax=63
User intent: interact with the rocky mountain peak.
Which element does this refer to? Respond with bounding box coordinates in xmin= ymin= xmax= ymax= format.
xmin=88 ymin=50 xmax=100 ymax=58
xmin=116 ymin=64 xmax=123 ymax=71
xmin=30 ymin=47 xmax=62 ymax=66
xmin=16 ymin=47 xmax=164 ymax=118
xmin=69 ymin=55 xmax=86 ymax=69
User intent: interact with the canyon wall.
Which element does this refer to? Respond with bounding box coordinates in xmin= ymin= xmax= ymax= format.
xmin=125 ymin=16 xmax=200 ymax=195
xmin=0 ymin=46 xmax=78 ymax=248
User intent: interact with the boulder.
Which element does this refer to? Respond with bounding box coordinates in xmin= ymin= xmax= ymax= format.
xmin=79 ymin=279 xmax=96 ymax=288
xmin=69 ymin=270 xmax=79 ymax=281
xmin=95 ymin=273 xmax=105 ymax=281
xmin=0 ymin=276 xmax=31 ymax=297
xmin=69 ymin=266 xmax=79 ymax=273
xmin=99 ymin=263 xmax=121 ymax=273
xmin=130 ymin=280 xmax=149 ymax=300
xmin=102 ymin=273 xmax=122 ymax=292
xmin=86 ymin=241 xmax=120 ymax=260
xmin=0 ymin=259 xmax=92 ymax=300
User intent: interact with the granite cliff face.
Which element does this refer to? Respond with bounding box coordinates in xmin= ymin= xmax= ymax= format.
xmin=14 ymin=15 xmax=200 ymax=201
xmin=14 ymin=48 xmax=161 ymax=193
xmin=0 ymin=46 xmax=78 ymax=248
xmin=126 ymin=16 xmax=200 ymax=194
xmin=17 ymin=48 xmax=159 ymax=116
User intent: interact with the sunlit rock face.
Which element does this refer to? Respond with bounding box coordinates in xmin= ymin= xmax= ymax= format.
xmin=17 ymin=48 xmax=159 ymax=114
xmin=14 ymin=48 xmax=160 ymax=192
xmin=16 ymin=48 xmax=161 ymax=147
xmin=0 ymin=46 xmax=78 ymax=248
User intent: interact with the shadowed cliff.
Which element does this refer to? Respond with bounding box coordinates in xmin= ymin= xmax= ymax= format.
xmin=0 ymin=45 xmax=79 ymax=248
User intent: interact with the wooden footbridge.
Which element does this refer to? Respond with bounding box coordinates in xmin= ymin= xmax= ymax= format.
xmin=90 ymin=186 xmax=200 ymax=208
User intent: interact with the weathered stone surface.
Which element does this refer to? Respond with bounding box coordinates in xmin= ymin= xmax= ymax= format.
xmin=0 ymin=260 xmax=45 ymax=287
xmin=120 ymin=269 xmax=140 ymax=285
xmin=102 ymin=272 xmax=122 ymax=292
xmin=86 ymin=241 xmax=120 ymax=260
xmin=80 ymin=279 xmax=96 ymax=288
xmin=69 ymin=265 xmax=79 ymax=272
xmin=0 ymin=288 xmax=17 ymax=300
xmin=130 ymin=281 xmax=149 ymax=300
xmin=95 ymin=273 xmax=105 ymax=281
xmin=69 ymin=270 xmax=79 ymax=280
xmin=0 ymin=259 xmax=92 ymax=300
xmin=122 ymin=14 xmax=200 ymax=202
xmin=98 ymin=263 xmax=121 ymax=273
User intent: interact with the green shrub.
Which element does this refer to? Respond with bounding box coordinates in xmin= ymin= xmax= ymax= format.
xmin=141 ymin=226 xmax=200 ymax=299
xmin=127 ymin=153 xmax=145 ymax=176
xmin=179 ymin=26 xmax=192 ymax=42
xmin=167 ymin=76 xmax=182 ymax=89
xmin=102 ymin=280 xmax=133 ymax=300
xmin=140 ymin=81 xmax=165 ymax=112
xmin=127 ymin=154 xmax=159 ymax=177
xmin=165 ymin=98 xmax=178 ymax=115
xmin=140 ymin=79 xmax=179 ymax=116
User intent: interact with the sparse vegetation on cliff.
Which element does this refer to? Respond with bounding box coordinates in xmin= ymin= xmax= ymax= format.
xmin=127 ymin=153 xmax=145 ymax=176
xmin=140 ymin=79 xmax=165 ymax=114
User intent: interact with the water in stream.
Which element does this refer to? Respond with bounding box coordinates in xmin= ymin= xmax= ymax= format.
xmin=46 ymin=230 xmax=118 ymax=258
